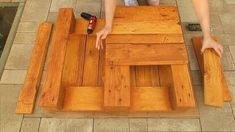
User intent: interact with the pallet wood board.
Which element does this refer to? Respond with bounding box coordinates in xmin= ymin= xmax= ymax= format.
xmin=61 ymin=34 xmax=86 ymax=88
xmin=192 ymin=37 xmax=232 ymax=107
xmin=75 ymin=19 xmax=182 ymax=35
xmin=63 ymin=87 xmax=103 ymax=112
xmin=106 ymin=34 xmax=184 ymax=44
xmin=16 ymin=22 xmax=52 ymax=114
xmin=171 ymin=65 xmax=196 ymax=108
xmin=40 ymin=8 xmax=75 ymax=110
xmin=114 ymin=6 xmax=180 ymax=21
xmin=105 ymin=44 xmax=188 ymax=65
xmin=104 ymin=65 xmax=131 ymax=110
xmin=131 ymin=87 xmax=172 ymax=112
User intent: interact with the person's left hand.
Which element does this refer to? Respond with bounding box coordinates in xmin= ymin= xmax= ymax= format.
xmin=201 ymin=36 xmax=224 ymax=57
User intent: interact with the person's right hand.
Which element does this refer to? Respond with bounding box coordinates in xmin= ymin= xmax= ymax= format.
xmin=96 ymin=26 xmax=112 ymax=50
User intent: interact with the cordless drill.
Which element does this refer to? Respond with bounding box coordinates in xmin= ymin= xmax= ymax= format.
xmin=81 ymin=12 xmax=97 ymax=34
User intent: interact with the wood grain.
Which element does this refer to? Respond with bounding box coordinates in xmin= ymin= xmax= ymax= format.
xmin=40 ymin=8 xmax=75 ymax=110
xmin=74 ymin=19 xmax=182 ymax=35
xmin=192 ymin=37 xmax=232 ymax=105
xmin=130 ymin=87 xmax=172 ymax=112
xmin=106 ymin=44 xmax=188 ymax=65
xmin=16 ymin=22 xmax=52 ymax=114
xmin=171 ymin=65 xmax=196 ymax=108
xmin=82 ymin=36 xmax=100 ymax=86
xmin=61 ymin=35 xmax=86 ymax=88
xmin=104 ymin=65 xmax=131 ymax=110
xmin=114 ymin=6 xmax=180 ymax=22
xmin=62 ymin=87 xmax=103 ymax=112
xmin=106 ymin=34 xmax=184 ymax=44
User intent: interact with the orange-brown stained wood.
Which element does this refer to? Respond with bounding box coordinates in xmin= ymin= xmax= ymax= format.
xmin=114 ymin=6 xmax=180 ymax=22
xmin=16 ymin=22 xmax=52 ymax=114
xmin=171 ymin=65 xmax=196 ymax=108
xmin=82 ymin=36 xmax=100 ymax=86
xmin=40 ymin=8 xmax=75 ymax=110
xmin=75 ymin=19 xmax=182 ymax=35
xmin=135 ymin=66 xmax=160 ymax=87
xmin=192 ymin=37 xmax=232 ymax=104
xmin=104 ymin=65 xmax=131 ymax=110
xmin=106 ymin=34 xmax=184 ymax=44
xmin=62 ymin=87 xmax=103 ymax=112
xmin=130 ymin=87 xmax=172 ymax=112
xmin=75 ymin=6 xmax=182 ymax=35
xmin=61 ymin=35 xmax=86 ymax=88
xmin=105 ymin=44 xmax=188 ymax=66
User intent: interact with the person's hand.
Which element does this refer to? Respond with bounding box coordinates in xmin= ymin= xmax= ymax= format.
xmin=96 ymin=26 xmax=112 ymax=50
xmin=201 ymin=36 xmax=223 ymax=57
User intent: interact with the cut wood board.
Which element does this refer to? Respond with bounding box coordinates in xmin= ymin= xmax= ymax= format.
xmin=61 ymin=34 xmax=86 ymax=88
xmin=82 ymin=36 xmax=100 ymax=86
xmin=106 ymin=34 xmax=184 ymax=44
xmin=130 ymin=87 xmax=172 ymax=112
xmin=75 ymin=19 xmax=182 ymax=35
xmin=62 ymin=87 xmax=103 ymax=112
xmin=16 ymin=22 xmax=52 ymax=114
xmin=171 ymin=65 xmax=196 ymax=108
xmin=114 ymin=6 xmax=180 ymax=22
xmin=40 ymin=8 xmax=75 ymax=110
xmin=192 ymin=36 xmax=232 ymax=107
xmin=104 ymin=65 xmax=131 ymax=110
xmin=105 ymin=44 xmax=188 ymax=65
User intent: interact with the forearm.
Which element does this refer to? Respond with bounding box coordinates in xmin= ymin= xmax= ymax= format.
xmin=105 ymin=0 xmax=116 ymax=28
xmin=192 ymin=0 xmax=211 ymax=38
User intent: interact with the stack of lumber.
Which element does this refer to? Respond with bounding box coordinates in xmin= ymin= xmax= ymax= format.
xmin=16 ymin=6 xmax=197 ymax=114
xmin=192 ymin=37 xmax=232 ymax=107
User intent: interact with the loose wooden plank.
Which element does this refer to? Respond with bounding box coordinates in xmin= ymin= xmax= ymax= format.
xmin=104 ymin=65 xmax=131 ymax=110
xmin=82 ymin=36 xmax=100 ymax=86
xmin=62 ymin=87 xmax=103 ymax=112
xmin=40 ymin=8 xmax=75 ymax=110
xmin=192 ymin=37 xmax=232 ymax=103
xmin=16 ymin=22 xmax=52 ymax=114
xmin=130 ymin=87 xmax=172 ymax=112
xmin=106 ymin=34 xmax=184 ymax=44
xmin=61 ymin=35 xmax=86 ymax=88
xmin=204 ymin=48 xmax=224 ymax=106
xmin=114 ymin=6 xmax=180 ymax=22
xmin=171 ymin=65 xmax=196 ymax=108
xmin=106 ymin=44 xmax=188 ymax=66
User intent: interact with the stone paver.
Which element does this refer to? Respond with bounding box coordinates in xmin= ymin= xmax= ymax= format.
xmin=222 ymin=46 xmax=235 ymax=71
xmin=147 ymin=118 xmax=201 ymax=131
xmin=39 ymin=118 xmax=93 ymax=132
xmin=176 ymin=0 xmax=198 ymax=22
xmin=5 ymin=44 xmax=33 ymax=70
xmin=21 ymin=0 xmax=51 ymax=22
xmin=13 ymin=32 xmax=36 ymax=44
xmin=50 ymin=0 xmax=77 ymax=12
xmin=195 ymin=85 xmax=235 ymax=131
xmin=94 ymin=118 xmax=129 ymax=132
xmin=0 ymin=85 xmax=23 ymax=132
xmin=76 ymin=0 xmax=101 ymax=18
xmin=17 ymin=21 xmax=40 ymax=33
xmin=225 ymin=71 xmax=235 ymax=86
xmin=130 ymin=118 xmax=147 ymax=132
xmin=0 ymin=70 xmax=26 ymax=84
xmin=21 ymin=118 xmax=41 ymax=132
